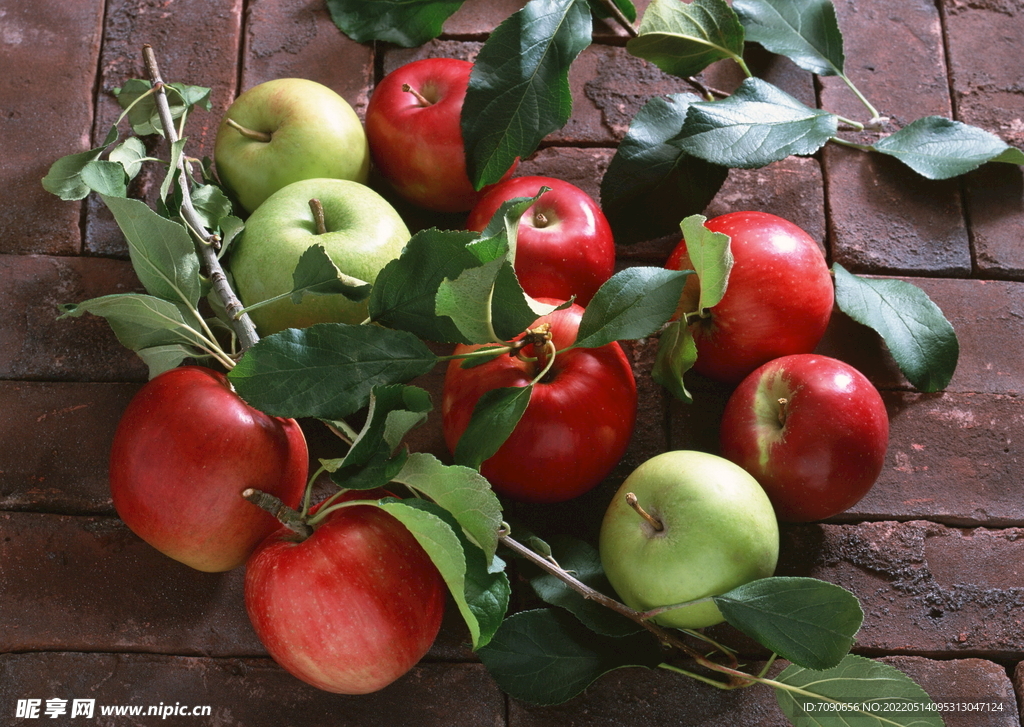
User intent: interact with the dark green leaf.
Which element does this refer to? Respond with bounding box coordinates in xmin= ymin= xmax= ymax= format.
xmin=80 ymin=160 xmax=128 ymax=198
xmin=714 ymin=577 xmax=862 ymax=670
xmin=873 ymin=116 xmax=1024 ymax=180
xmin=462 ymin=0 xmax=593 ymax=189
xmin=527 ymin=536 xmax=642 ymax=638
xmin=114 ymin=79 xmax=211 ymax=137
xmin=477 ymin=608 xmax=661 ymax=706
xmin=671 ymin=77 xmax=838 ymax=168
xmin=601 ymin=93 xmax=729 ymax=244
xmin=733 ymin=0 xmax=845 ymax=76
xmin=833 ymin=265 xmax=958 ymax=392
xmin=290 ymin=243 xmax=372 ymax=304
xmin=325 ymin=0 xmax=464 ymax=47
xmin=627 ymin=0 xmax=746 ymax=79
xmin=453 ymin=385 xmax=534 ymax=470
xmin=775 ymin=654 xmax=943 ymax=727
xmin=189 ymin=183 xmax=234 ymax=232
xmin=574 ymin=267 xmax=690 ymax=349
xmin=41 ymin=125 xmax=119 ymax=201
xmin=651 ymin=319 xmax=698 ymax=404
xmin=227 ymin=323 xmax=439 ymax=419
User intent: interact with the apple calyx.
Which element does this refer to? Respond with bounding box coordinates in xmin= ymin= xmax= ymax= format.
xmin=225 ymin=117 xmax=272 ymax=143
xmin=308 ymin=198 xmax=328 ymax=235
xmin=242 ymin=488 xmax=313 ymax=540
xmin=625 ymin=492 xmax=664 ymax=533
xmin=401 ymin=83 xmax=434 ymax=107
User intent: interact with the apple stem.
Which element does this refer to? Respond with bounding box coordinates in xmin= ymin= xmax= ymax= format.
xmin=225 ymin=116 xmax=272 ymax=143
xmin=309 ymin=198 xmax=328 ymax=235
xmin=625 ymin=492 xmax=664 ymax=532
xmin=532 ymin=211 xmax=550 ymax=228
xmin=777 ymin=397 xmax=789 ymax=427
xmin=402 ymin=83 xmax=433 ymax=107
xmin=242 ymin=488 xmax=313 ymax=540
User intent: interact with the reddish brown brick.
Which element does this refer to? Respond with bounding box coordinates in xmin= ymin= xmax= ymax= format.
xmin=0 ymin=254 xmax=147 ymax=382
xmin=515 ymin=147 xmax=614 ymax=204
xmin=0 ymin=0 xmax=105 ymax=255
xmin=883 ymin=656 xmax=1019 ymax=726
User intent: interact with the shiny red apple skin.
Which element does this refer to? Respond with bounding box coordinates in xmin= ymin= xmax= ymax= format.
xmin=465 ymin=176 xmax=616 ymax=306
xmin=719 ymin=354 xmax=889 ymax=522
xmin=244 ymin=490 xmax=446 ymax=695
xmin=109 ymin=366 xmax=309 ymax=572
xmin=441 ymin=301 xmax=637 ymax=503
xmin=666 ymin=211 xmax=834 ymax=384
xmin=365 ymin=57 xmax=515 ymax=213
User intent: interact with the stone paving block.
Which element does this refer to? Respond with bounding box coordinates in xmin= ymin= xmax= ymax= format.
xmin=777 ymin=521 xmax=1024 ymax=658
xmin=0 ymin=382 xmax=140 ymax=514
xmin=0 ymin=254 xmax=147 ymax=382
xmin=821 ymin=0 xmax=971 ymax=275
xmin=84 ymin=0 xmax=244 ymax=257
xmin=0 ymin=653 xmax=504 ymax=727
xmin=240 ymin=0 xmax=374 ymax=115
xmin=0 ymin=0 xmax=105 ymax=255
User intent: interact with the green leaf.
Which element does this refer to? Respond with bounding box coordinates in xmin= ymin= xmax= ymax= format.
xmin=188 ymin=183 xmax=234 ymax=232
xmin=733 ymin=0 xmax=845 ymax=77
xmin=680 ymin=213 xmax=733 ymax=313
xmin=477 ymin=608 xmax=661 ymax=706
xmin=453 ymin=385 xmax=534 ymax=470
xmin=713 ymin=577 xmax=862 ymax=670
xmin=381 ymin=498 xmax=510 ymax=649
xmin=114 ymin=79 xmax=211 ymax=137
xmin=41 ymin=124 xmax=119 ymax=201
xmin=833 ymin=265 xmax=958 ymax=392
xmin=588 ymin=0 xmax=636 ymax=23
xmin=601 ymin=93 xmax=730 ymax=244
xmin=436 ymin=257 xmax=509 ymax=344
xmin=526 ymin=536 xmax=642 ymax=638
xmin=290 ymin=243 xmax=372 ymax=304
xmin=99 ymin=194 xmax=202 ymax=309
xmin=462 ymin=0 xmax=593 ymax=189
xmin=873 ymin=116 xmax=1024 ymax=180
xmin=651 ymin=319 xmax=698 ymax=404
xmin=671 ymin=77 xmax=839 ymax=169
xmin=108 ymin=137 xmax=148 ymax=179
xmin=135 ymin=344 xmax=197 ymax=378
xmin=80 ymin=160 xmax=129 ymax=198
xmin=574 ymin=267 xmax=690 ymax=349
xmin=627 ymin=0 xmax=746 ymax=79
xmin=325 ymin=0 xmax=465 ymax=47
xmin=392 ymin=451 xmax=505 ymax=561
xmin=368 ymin=227 xmax=481 ymax=343
xmin=227 ymin=323 xmax=439 ymax=419
xmin=774 ymin=654 xmax=943 ymax=727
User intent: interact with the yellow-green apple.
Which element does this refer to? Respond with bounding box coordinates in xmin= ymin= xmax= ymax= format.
xmin=109 ymin=366 xmax=308 ymax=572
xmin=465 ymin=176 xmax=616 ymax=306
xmin=719 ymin=354 xmax=889 ymax=522
xmin=599 ymin=450 xmax=779 ymax=629
xmin=666 ymin=211 xmax=834 ymax=384
xmin=214 ymin=78 xmax=370 ymax=213
xmin=229 ymin=177 xmax=411 ymax=335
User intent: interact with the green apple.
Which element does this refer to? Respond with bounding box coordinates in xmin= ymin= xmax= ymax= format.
xmin=214 ymin=78 xmax=371 ymax=213
xmin=599 ymin=450 xmax=779 ymax=629
xmin=230 ymin=178 xmax=411 ymax=336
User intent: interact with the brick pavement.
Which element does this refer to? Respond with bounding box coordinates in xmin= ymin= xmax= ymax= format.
xmin=1 ymin=0 xmax=1022 ymax=725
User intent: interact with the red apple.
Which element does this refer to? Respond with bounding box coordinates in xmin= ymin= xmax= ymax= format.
xmin=666 ymin=211 xmax=834 ymax=384
xmin=109 ymin=366 xmax=308 ymax=572
xmin=466 ymin=176 xmax=616 ymax=306
xmin=718 ymin=354 xmax=889 ymax=522
xmin=365 ymin=57 xmax=516 ymax=213
xmin=441 ymin=301 xmax=637 ymax=503
xmin=244 ymin=490 xmax=446 ymax=694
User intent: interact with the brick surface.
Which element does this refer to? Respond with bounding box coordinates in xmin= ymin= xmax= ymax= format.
xmin=0 ymin=0 xmax=104 ymax=255
xmin=885 ymin=656 xmax=1020 ymax=726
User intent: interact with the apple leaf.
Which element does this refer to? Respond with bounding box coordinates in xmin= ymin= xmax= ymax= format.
xmin=134 ymin=343 xmax=198 ymax=378
xmin=100 ymin=194 xmax=202 ymax=310
xmin=626 ymin=0 xmax=746 ymax=79
xmin=524 ymin=535 xmax=642 ymax=638
xmin=108 ymin=136 xmax=148 ymax=179
xmin=833 ymin=264 xmax=959 ymax=392
xmin=774 ymin=654 xmax=943 ymax=727
xmin=462 ymin=0 xmax=593 ymax=189
xmin=392 ymin=451 xmax=504 ymax=561
xmin=680 ymin=214 xmax=733 ymax=314
xmin=226 ymin=322 xmax=439 ymax=419
xmin=453 ymin=384 xmax=534 ymax=471
xmin=713 ymin=577 xmax=863 ymax=670
xmin=113 ymin=79 xmax=212 ymax=138
xmin=670 ymin=77 xmax=839 ymax=169
xmin=573 ymin=267 xmax=691 ymax=350
xmin=601 ymin=93 xmax=730 ymax=245
xmin=41 ymin=124 xmax=119 ymax=201
xmin=477 ymin=608 xmax=661 ymax=706
xmin=187 ymin=183 xmax=235 ymax=234
xmin=80 ymin=160 xmax=129 ymax=198
xmin=436 ymin=257 xmax=512 ymax=345
xmin=290 ymin=243 xmax=372 ymax=304
xmin=651 ymin=319 xmax=698 ymax=404
xmin=325 ymin=0 xmax=465 ymax=48
xmin=733 ymin=0 xmax=845 ymax=77
xmin=380 ymin=497 xmax=510 ymax=649
xmin=872 ymin=116 xmax=1024 ymax=180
